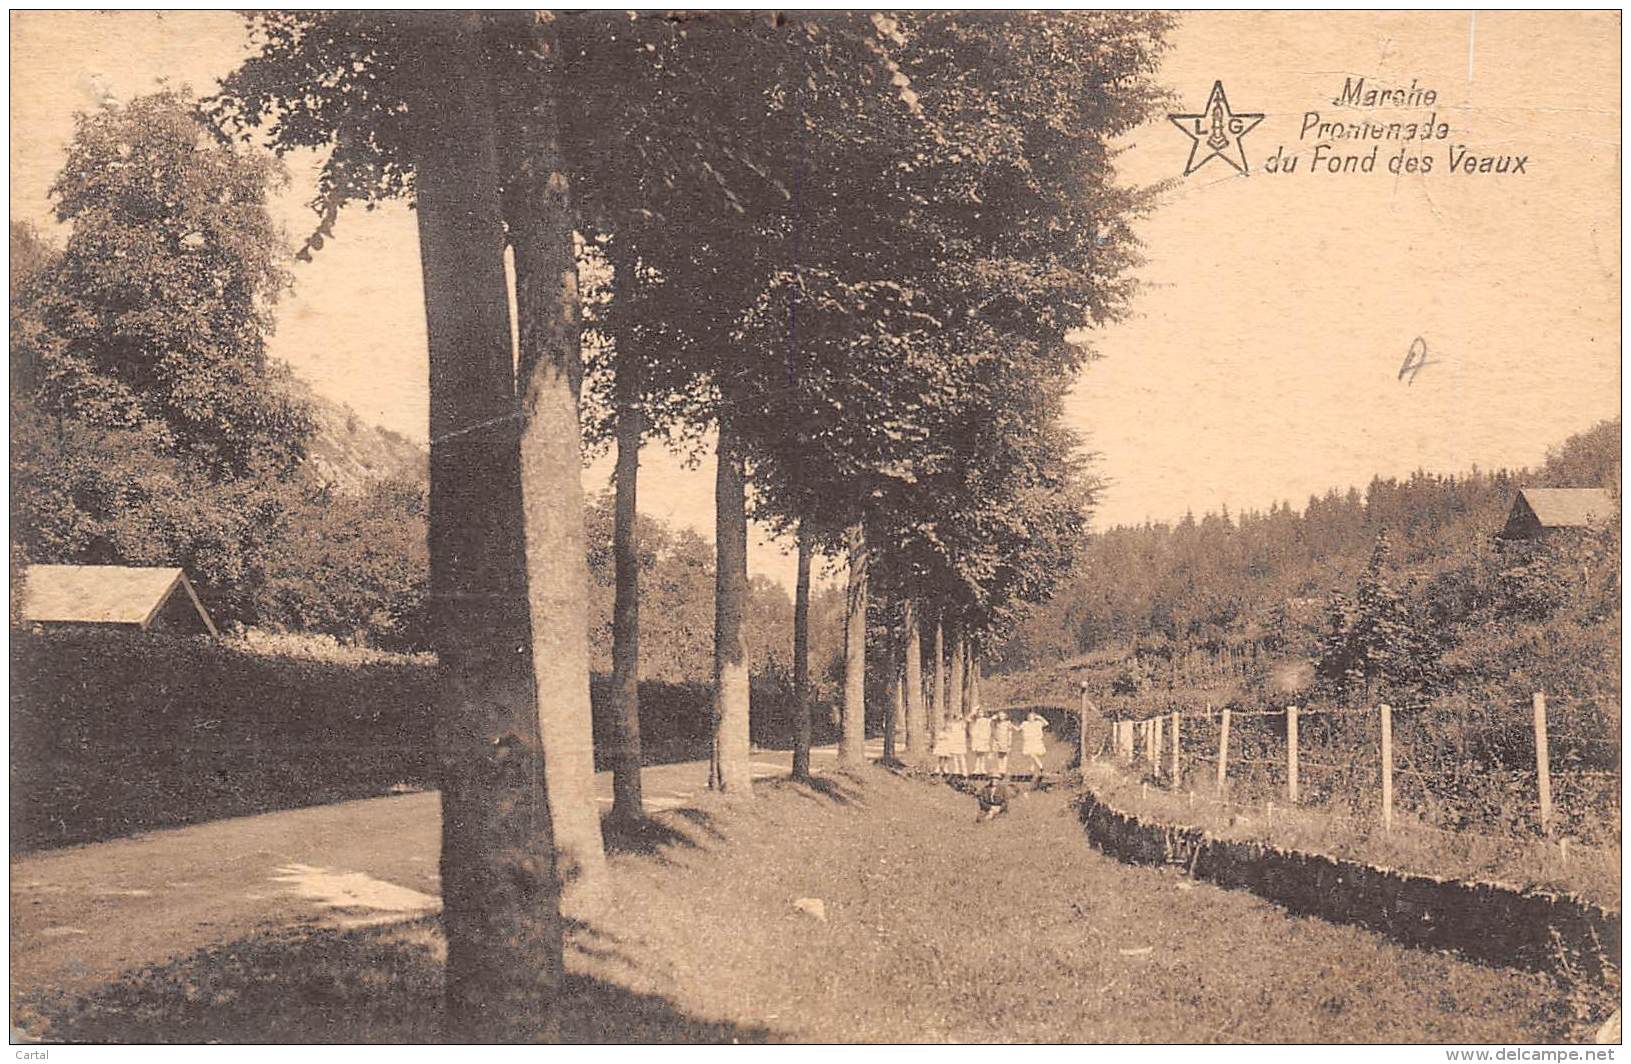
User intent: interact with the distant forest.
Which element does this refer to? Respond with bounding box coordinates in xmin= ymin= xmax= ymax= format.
xmin=998 ymin=418 xmax=1620 ymax=682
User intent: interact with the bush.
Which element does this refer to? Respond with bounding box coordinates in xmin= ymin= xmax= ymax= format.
xmin=11 ymin=629 xmax=434 ymax=852
xmin=12 ymin=630 xmax=819 ymax=850
xmin=251 ymin=478 xmax=429 ymax=651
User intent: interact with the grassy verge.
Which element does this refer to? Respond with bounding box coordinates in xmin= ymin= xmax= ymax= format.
xmin=16 ymin=766 xmax=1589 ymax=1043
xmin=1083 ymin=761 xmax=1621 ymax=910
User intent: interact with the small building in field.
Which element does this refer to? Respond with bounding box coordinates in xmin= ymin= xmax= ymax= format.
xmin=21 ymin=564 xmax=219 ymax=638
xmin=1500 ymin=488 xmax=1616 ymax=540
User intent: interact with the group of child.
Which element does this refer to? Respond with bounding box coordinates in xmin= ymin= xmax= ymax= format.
xmin=933 ymin=707 xmax=1048 ymax=780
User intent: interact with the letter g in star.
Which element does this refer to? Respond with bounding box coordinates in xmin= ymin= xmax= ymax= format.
xmin=1169 ymin=81 xmax=1265 ymax=176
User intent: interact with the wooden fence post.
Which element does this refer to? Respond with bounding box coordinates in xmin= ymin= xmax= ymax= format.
xmin=1120 ymin=720 xmax=1134 ymax=762
xmin=1380 ymin=703 xmax=1393 ymax=832
xmin=1216 ymin=706 xmax=1231 ymax=794
xmin=1079 ymin=685 xmax=1091 ymax=767
xmin=1286 ymin=704 xmax=1299 ymax=805
xmin=1533 ymin=691 xmax=1553 ymax=836
xmin=1170 ymin=710 xmax=1182 ymax=789
xmin=1151 ymin=715 xmax=1163 ymax=777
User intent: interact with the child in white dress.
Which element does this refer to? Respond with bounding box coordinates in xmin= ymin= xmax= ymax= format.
xmin=945 ymin=714 xmax=968 ymax=775
xmin=1018 ymin=711 xmax=1049 ymax=778
xmin=968 ymin=709 xmax=993 ymax=776
xmin=933 ymin=721 xmax=954 ymax=775
xmin=991 ymin=712 xmax=1013 ymax=776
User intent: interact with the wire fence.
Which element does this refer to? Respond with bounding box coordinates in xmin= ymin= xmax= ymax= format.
xmin=1096 ymin=690 xmax=1621 ymax=857
xmin=1112 ymin=772 xmax=1618 ymax=864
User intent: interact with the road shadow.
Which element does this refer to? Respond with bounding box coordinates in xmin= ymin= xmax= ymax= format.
xmin=14 ymin=918 xmax=771 ymax=1045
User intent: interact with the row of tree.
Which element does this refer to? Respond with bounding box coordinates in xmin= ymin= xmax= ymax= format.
xmin=13 ymin=133 xmax=837 ymax=672
xmin=15 ymin=12 xmax=1173 ymax=1037
xmin=6 ymin=79 xmax=996 ymax=754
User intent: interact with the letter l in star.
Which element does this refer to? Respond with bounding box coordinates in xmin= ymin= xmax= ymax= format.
xmin=1169 ymin=81 xmax=1265 ymax=176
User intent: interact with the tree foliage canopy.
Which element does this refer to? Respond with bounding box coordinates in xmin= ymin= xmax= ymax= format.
xmin=20 ymin=91 xmax=308 ymax=477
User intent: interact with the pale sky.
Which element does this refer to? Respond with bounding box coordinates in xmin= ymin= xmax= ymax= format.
xmin=10 ymin=11 xmax=1621 ymax=590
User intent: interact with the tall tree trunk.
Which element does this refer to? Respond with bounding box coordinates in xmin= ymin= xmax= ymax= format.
xmin=886 ymin=636 xmax=904 ymax=761
xmin=500 ymin=12 xmax=607 ymax=919
xmin=415 ymin=12 xmax=559 ymax=1040
xmin=791 ymin=520 xmax=814 ymax=781
xmin=608 ymin=364 xmax=644 ymax=822
xmin=839 ymin=520 xmax=868 ymax=764
xmin=711 ymin=420 xmax=752 ymax=792
xmin=962 ymin=640 xmax=977 ymax=712
xmin=903 ymin=599 xmax=925 ymax=759
xmin=947 ymin=618 xmax=965 ymax=722
xmin=930 ymin=609 xmax=945 ymax=737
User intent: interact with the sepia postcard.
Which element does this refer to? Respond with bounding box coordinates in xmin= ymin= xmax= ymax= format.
xmin=7 ymin=8 xmax=1623 ymax=1051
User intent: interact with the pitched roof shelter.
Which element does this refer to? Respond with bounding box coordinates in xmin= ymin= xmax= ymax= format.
xmin=1500 ymin=488 xmax=1616 ymax=540
xmin=21 ymin=564 xmax=219 ymax=637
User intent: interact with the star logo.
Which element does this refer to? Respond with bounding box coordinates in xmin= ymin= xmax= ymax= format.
xmin=1168 ymin=81 xmax=1264 ymax=176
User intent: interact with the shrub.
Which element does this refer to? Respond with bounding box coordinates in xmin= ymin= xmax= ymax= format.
xmin=12 ymin=629 xmax=817 ymax=849
xmin=11 ymin=629 xmax=434 ymax=851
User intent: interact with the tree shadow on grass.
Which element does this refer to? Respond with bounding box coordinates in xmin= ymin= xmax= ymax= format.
xmin=559 ymin=972 xmax=769 ymax=1043
xmin=666 ymin=807 xmax=730 ymax=843
xmin=776 ymin=774 xmax=861 ymax=806
xmin=600 ymin=811 xmax=711 ymax=859
xmin=15 ymin=918 xmax=771 ymax=1045
xmin=557 ymin=910 xmax=649 ymax=972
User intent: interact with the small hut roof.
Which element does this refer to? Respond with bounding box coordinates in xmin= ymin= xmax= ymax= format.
xmin=22 ymin=564 xmax=219 ymax=637
xmin=1516 ymin=488 xmax=1615 ymax=528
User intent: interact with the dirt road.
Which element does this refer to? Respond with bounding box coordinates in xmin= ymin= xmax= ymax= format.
xmin=10 ymin=737 xmax=886 ymax=1002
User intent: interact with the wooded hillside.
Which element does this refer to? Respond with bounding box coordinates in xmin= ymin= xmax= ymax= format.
xmin=999 ymin=418 xmax=1620 ymax=681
